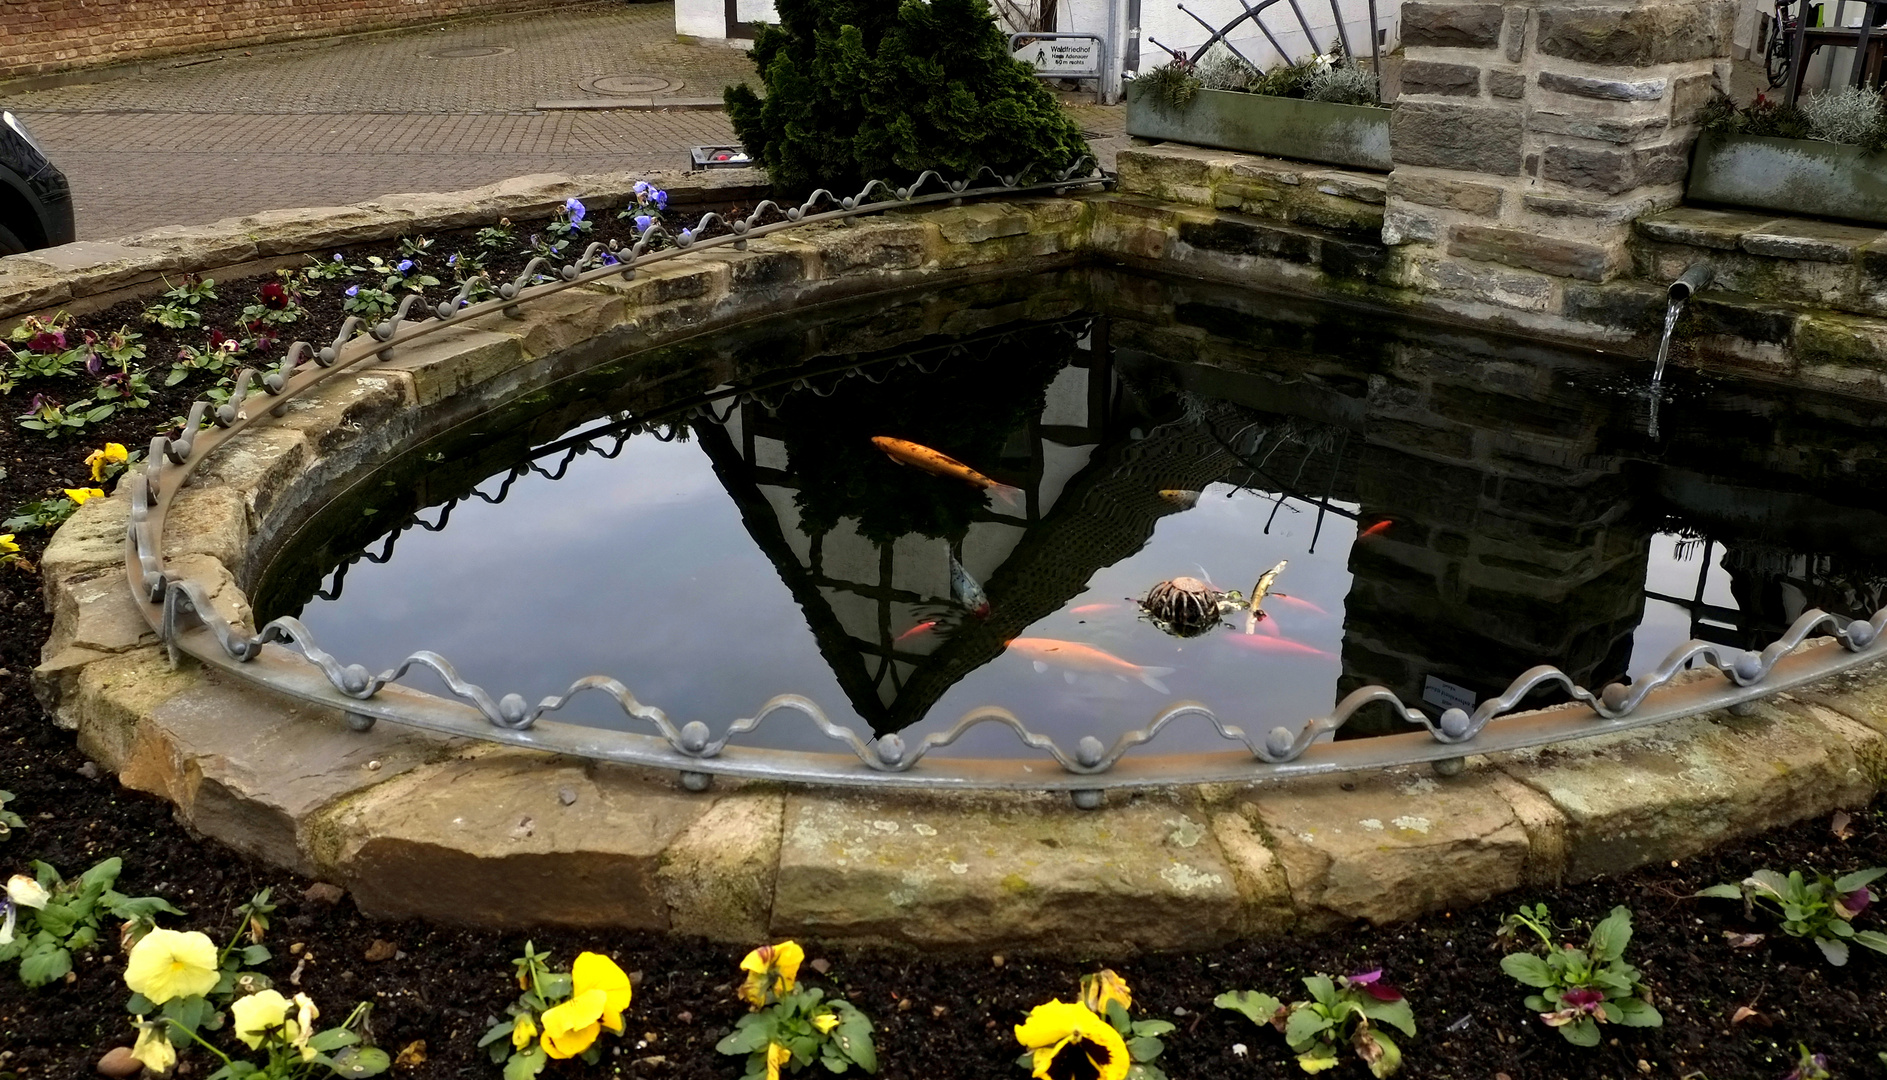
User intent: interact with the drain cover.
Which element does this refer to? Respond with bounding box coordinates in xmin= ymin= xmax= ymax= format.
xmin=427 ymin=45 xmax=513 ymax=59
xmin=583 ymin=74 xmax=678 ymax=95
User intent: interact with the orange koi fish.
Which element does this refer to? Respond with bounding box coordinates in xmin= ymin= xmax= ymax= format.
xmin=871 ymin=436 xmax=1023 ymax=508
xmin=894 ymin=620 xmax=939 ymax=644
xmin=1070 ymin=602 xmax=1120 ymax=616
xmin=1223 ymin=633 xmax=1331 ymax=659
xmin=1006 ymin=637 xmax=1174 ymax=693
xmin=1358 ymin=519 xmax=1394 ymax=539
xmin=1270 ymin=594 xmax=1330 ymax=617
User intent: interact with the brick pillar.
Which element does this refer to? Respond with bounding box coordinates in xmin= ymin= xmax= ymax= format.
xmin=1383 ymin=1 xmax=1734 ymax=297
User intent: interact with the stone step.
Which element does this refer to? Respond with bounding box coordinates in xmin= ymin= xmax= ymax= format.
xmin=1633 ymin=206 xmax=1887 ymax=321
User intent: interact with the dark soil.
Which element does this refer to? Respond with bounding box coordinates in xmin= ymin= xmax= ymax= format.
xmin=2 ymin=207 xmax=1887 ymax=1080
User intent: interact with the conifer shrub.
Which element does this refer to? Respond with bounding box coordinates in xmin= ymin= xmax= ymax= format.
xmin=724 ymin=0 xmax=1091 ymax=193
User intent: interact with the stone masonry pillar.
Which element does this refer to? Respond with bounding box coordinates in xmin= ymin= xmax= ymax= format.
xmin=1384 ymin=1 xmax=1735 ymax=300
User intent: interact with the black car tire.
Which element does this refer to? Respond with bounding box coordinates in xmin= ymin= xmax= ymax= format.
xmin=0 ymin=219 xmax=25 ymax=257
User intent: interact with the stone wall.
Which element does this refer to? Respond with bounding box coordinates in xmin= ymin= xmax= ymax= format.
xmin=1385 ymin=0 xmax=1733 ymax=292
xmin=0 ymin=0 xmax=561 ymax=82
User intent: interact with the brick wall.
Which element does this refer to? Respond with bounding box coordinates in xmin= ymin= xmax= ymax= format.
xmin=0 ymin=0 xmax=562 ymax=81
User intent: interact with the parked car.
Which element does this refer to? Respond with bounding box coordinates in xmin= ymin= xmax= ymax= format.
xmin=0 ymin=110 xmax=74 ymax=255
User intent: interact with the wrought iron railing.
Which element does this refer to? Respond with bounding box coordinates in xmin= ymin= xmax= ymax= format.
xmin=121 ymin=162 xmax=1887 ymax=806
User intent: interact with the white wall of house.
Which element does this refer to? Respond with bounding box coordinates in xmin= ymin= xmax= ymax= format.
xmin=675 ymin=0 xmax=1399 ymax=86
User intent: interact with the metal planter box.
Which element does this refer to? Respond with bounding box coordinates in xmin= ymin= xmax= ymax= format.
xmin=1688 ymin=131 xmax=1887 ymax=226
xmin=1124 ymin=82 xmax=1391 ymax=173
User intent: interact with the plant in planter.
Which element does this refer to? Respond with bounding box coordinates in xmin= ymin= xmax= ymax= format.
xmin=724 ymin=0 xmax=1090 ymax=193
xmin=1696 ymin=866 xmax=1887 ymax=965
xmin=1691 ymin=87 xmax=1887 ymax=224
xmin=1216 ymin=969 xmax=1414 ymax=1076
xmin=1497 ymin=904 xmax=1662 ymax=1047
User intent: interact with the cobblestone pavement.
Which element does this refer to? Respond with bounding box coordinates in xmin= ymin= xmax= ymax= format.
xmin=0 ymin=1 xmax=1124 ymax=242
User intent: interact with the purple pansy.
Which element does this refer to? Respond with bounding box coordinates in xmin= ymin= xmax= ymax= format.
xmin=565 ymin=197 xmax=587 ymax=223
xmin=345 ymin=285 xmax=360 ymax=297
xmin=332 ymin=253 xmax=345 ymax=262
xmin=1837 ymin=888 xmax=1873 ymax=919
xmin=397 ymin=259 xmax=414 ymax=274
xmin=1540 ymin=988 xmax=1607 ymax=1029
xmin=654 ymin=189 xmax=668 ymax=208
xmin=634 ymin=215 xmax=652 ymax=232
xmin=1341 ymin=969 xmax=1403 ymax=1002
xmin=633 ymin=180 xmax=649 ymax=195
xmin=447 ymin=253 xmax=458 ymax=268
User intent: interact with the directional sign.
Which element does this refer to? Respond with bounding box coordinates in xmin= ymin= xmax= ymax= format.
xmin=1011 ymin=34 xmax=1102 ymax=78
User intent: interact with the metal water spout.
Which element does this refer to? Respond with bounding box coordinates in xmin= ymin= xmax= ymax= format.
xmin=1653 ymin=264 xmax=1714 ymax=383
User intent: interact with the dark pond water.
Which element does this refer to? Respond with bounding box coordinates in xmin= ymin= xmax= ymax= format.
xmin=254 ymin=268 xmax=1887 ymax=755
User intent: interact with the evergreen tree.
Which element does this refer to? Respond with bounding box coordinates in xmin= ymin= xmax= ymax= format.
xmin=725 ymin=0 xmax=1091 ymax=194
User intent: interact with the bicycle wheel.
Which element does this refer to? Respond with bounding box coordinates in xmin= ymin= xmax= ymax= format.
xmin=1767 ymin=30 xmax=1793 ymax=88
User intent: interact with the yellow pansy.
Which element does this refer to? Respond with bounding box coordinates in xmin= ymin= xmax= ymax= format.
xmin=0 ymin=535 xmax=18 ymax=556
xmin=231 ymin=988 xmax=291 ymax=1049
xmin=130 ymin=1021 xmax=177 ymax=1074
xmin=765 ymin=1041 xmax=793 ymax=1080
xmin=540 ymin=989 xmax=606 ymax=1059
xmin=511 ymin=1014 xmax=538 ymax=1051
xmin=64 ymin=487 xmax=106 ymax=506
xmin=1014 ymin=999 xmax=1129 ymax=1080
xmin=812 ymin=1010 xmax=839 ymax=1035
xmin=123 ymin=928 xmax=220 ymax=1004
xmin=1080 ymin=969 xmax=1133 ymax=1018
xmin=738 ymin=941 xmax=805 ymax=1008
xmin=85 ymin=443 xmax=128 ymax=482
xmin=572 ymin=952 xmax=632 ymax=1034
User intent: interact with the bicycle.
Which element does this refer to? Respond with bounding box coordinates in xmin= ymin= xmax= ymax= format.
xmin=1765 ymin=0 xmax=1811 ymax=89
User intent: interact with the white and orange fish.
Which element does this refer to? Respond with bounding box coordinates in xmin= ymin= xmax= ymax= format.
xmin=1223 ymin=633 xmax=1331 ymax=659
xmin=950 ymin=554 xmax=991 ymax=619
xmin=1070 ymin=602 xmax=1120 ymax=616
xmin=1243 ymin=559 xmax=1288 ymax=635
xmin=871 ymin=436 xmax=1023 ymax=508
xmin=1006 ymin=637 xmax=1174 ymax=693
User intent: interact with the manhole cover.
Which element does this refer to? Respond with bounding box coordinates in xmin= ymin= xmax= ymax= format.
xmin=426 ymin=45 xmax=513 ymax=59
xmin=583 ymin=74 xmax=678 ymax=95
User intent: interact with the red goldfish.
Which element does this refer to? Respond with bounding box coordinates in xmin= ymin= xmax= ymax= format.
xmin=871 ymin=436 xmax=1023 ymax=508
xmin=1358 ymin=519 xmax=1394 ymax=539
xmin=894 ymin=620 xmax=939 ymax=644
xmin=1270 ymin=594 xmax=1330 ymax=617
xmin=1070 ymin=602 xmax=1120 ymax=615
xmin=1006 ymin=638 xmax=1174 ymax=693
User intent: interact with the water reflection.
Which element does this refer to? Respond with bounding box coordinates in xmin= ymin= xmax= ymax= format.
xmin=254 ymin=269 xmax=1887 ymax=753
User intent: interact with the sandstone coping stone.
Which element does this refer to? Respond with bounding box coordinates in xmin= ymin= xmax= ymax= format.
xmin=1636 ymin=206 xmax=1783 ymax=250
xmin=25 ymin=174 xmax=1887 ymax=949
xmin=1449 ymin=223 xmax=1618 ymax=282
xmin=1250 ymin=765 xmax=1539 ymax=930
xmin=1390 ymin=173 xmax=1504 ymax=216
xmin=771 ymin=790 xmax=1247 ymax=950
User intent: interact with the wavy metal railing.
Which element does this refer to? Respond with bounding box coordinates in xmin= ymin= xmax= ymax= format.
xmin=123 ymin=162 xmax=1887 ymax=806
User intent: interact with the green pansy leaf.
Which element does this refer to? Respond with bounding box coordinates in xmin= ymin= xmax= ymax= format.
xmin=503 ymin=1045 xmax=548 ymax=1080
xmin=1127 ymin=1035 xmax=1165 ymax=1062
xmin=1284 ymin=1006 xmax=1334 ymax=1048
xmin=1834 ymin=867 xmax=1887 ymax=892
xmin=1126 ymin=1065 xmax=1169 ymax=1080
xmin=1295 ymin=1042 xmax=1342 ymax=1073
xmin=1694 ymin=884 xmax=1744 ymax=900
xmin=65 ymin=925 xmax=96 ymax=951
xmin=1302 ymin=975 xmax=1337 ymax=1007
xmin=1364 ymin=1028 xmax=1402 ymax=1079
xmin=1612 ymin=997 xmax=1662 ymax=1028
xmin=17 ymin=945 xmax=71 ymax=987
xmin=1215 ymin=990 xmax=1284 ymax=1027
xmin=717 ymin=1014 xmax=776 ymax=1056
xmin=162 ymin=995 xmax=214 ymax=1037
xmin=1015 ymin=1050 xmax=1035 ymax=1070
xmin=1588 ymin=907 xmax=1632 ymax=963
xmin=832 ymin=1001 xmax=877 ymax=1073
xmin=1561 ymin=1016 xmax=1601 ymax=1047
xmin=32 ymin=861 xmax=62 ymax=890
xmin=1131 ymin=1020 xmax=1177 ymax=1038
xmin=32 ymin=903 xmax=78 ymax=938
xmin=241 ymin=944 xmax=271 ymax=966
xmin=307 ymin=1028 xmax=361 ymax=1051
xmin=1523 ymin=995 xmax=1548 ymax=1012
xmin=78 ymin=857 xmax=122 ymax=890
xmin=1106 ymin=999 xmax=1132 ymax=1033
xmin=328 ymin=1045 xmax=391 ymax=1077
xmin=206 ymin=1062 xmax=262 ymax=1080
xmin=1499 ymin=953 xmax=1557 ymax=989
xmin=1817 ymin=937 xmax=1851 ymax=966
xmin=477 ymin=1020 xmax=516 ymax=1049
xmin=1359 ymin=996 xmax=1416 ymax=1037
xmin=126 ymin=992 xmax=155 ymax=1015
xmin=1851 ymin=929 xmax=1887 ymax=955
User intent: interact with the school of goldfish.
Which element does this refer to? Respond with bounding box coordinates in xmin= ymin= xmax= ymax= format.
xmin=873 ymin=435 xmax=1384 ymax=693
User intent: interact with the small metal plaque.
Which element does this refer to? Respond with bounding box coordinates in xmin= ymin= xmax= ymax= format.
xmin=1422 ymin=675 xmax=1476 ymax=713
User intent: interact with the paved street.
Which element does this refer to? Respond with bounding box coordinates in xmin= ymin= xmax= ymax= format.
xmin=0 ymin=1 xmax=1124 ymax=241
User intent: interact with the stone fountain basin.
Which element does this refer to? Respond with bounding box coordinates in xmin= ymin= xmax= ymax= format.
xmin=18 ymin=172 xmax=1887 ymax=951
